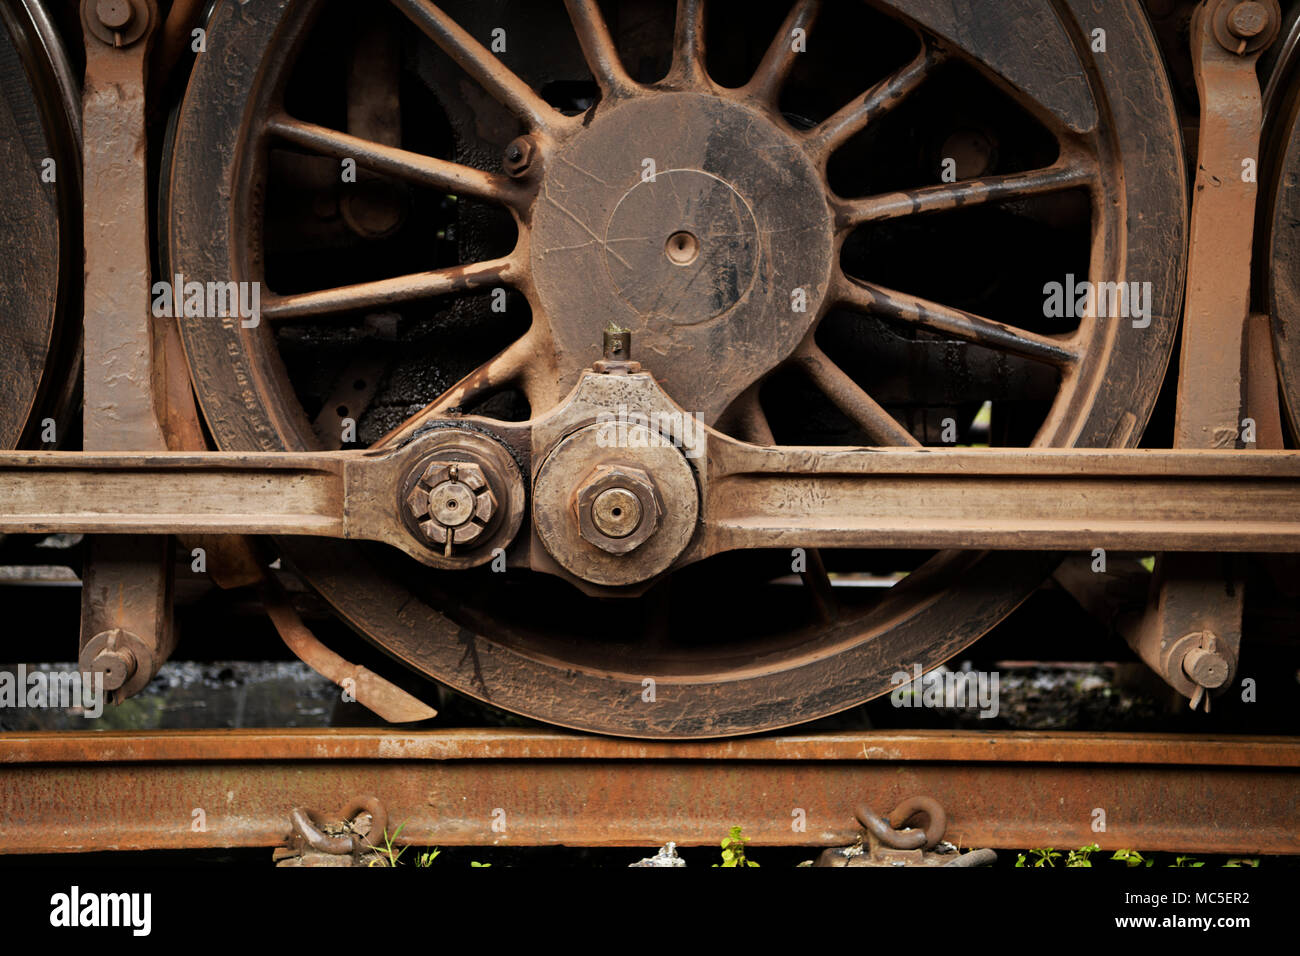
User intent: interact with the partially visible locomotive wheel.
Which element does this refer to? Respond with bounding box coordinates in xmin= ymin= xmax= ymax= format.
xmin=165 ymin=0 xmax=1186 ymax=737
xmin=0 ymin=0 xmax=81 ymax=450
xmin=1268 ymin=62 xmax=1300 ymax=437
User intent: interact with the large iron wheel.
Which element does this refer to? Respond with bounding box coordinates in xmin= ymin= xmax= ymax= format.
xmin=0 ymin=0 xmax=80 ymax=451
xmin=1267 ymin=40 xmax=1300 ymax=439
xmin=165 ymin=0 xmax=1187 ymax=737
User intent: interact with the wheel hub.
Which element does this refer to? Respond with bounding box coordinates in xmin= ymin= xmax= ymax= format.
xmin=530 ymin=92 xmax=835 ymax=422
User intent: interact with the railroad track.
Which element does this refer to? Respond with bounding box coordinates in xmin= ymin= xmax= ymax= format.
xmin=2 ymin=728 xmax=1297 ymax=857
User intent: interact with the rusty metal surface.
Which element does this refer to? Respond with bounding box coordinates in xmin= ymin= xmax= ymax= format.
xmin=262 ymin=579 xmax=437 ymax=724
xmin=1266 ymin=27 xmax=1300 ymax=435
xmin=78 ymin=0 xmax=178 ymax=702
xmin=0 ymin=729 xmax=1296 ymax=854
xmin=77 ymin=536 xmax=174 ymax=703
xmin=1128 ymin=1 xmax=1278 ymax=709
xmin=1244 ymin=313 xmax=1285 ymax=447
xmin=822 ymin=795 xmax=984 ymax=865
xmin=1124 ymin=554 xmax=1245 ymax=710
xmin=699 ymin=442 xmax=1300 ymax=554
xmin=81 ymin=0 xmax=164 ymax=451
xmin=1175 ymin=0 xmax=1276 ymax=448
xmin=0 ymin=1 xmax=79 ymax=451
xmin=885 ymin=0 xmax=1098 ymax=134
xmin=0 ymin=432 xmax=1299 ymax=555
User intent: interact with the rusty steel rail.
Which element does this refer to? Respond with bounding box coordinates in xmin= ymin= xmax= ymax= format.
xmin=0 ymin=729 xmax=1296 ymax=855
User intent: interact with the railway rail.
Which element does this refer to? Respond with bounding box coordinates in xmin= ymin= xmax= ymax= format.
xmin=3 ymin=729 xmax=1298 ymax=858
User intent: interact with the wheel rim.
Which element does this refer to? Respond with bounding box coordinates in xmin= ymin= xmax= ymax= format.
xmin=165 ymin=0 xmax=1186 ymax=737
xmin=0 ymin=0 xmax=81 ymax=450
xmin=1268 ymin=66 xmax=1300 ymax=438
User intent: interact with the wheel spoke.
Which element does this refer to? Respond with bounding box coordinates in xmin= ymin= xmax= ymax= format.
xmin=266 ymin=115 xmax=524 ymax=207
xmin=800 ymin=546 xmax=836 ymax=624
xmin=373 ymin=332 xmax=536 ymax=447
xmin=564 ymin=0 xmax=637 ymax=97
xmin=836 ymin=275 xmax=1080 ymax=367
xmin=744 ymin=0 xmax=821 ymax=104
xmin=389 ymin=0 xmax=568 ymax=135
xmin=733 ymin=384 xmax=776 ymax=445
xmin=793 ymin=341 xmax=920 ymax=446
xmin=667 ymin=0 xmax=708 ymax=87
xmin=805 ymin=41 xmax=945 ymax=160
xmin=836 ymin=159 xmax=1094 ymax=229
xmin=734 ymin=384 xmax=838 ymax=621
xmin=263 ymin=257 xmax=518 ymax=322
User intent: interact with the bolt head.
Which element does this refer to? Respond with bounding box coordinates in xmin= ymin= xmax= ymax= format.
xmin=503 ymin=136 xmax=535 ymax=177
xmin=1228 ymin=1 xmax=1269 ymax=37
xmin=575 ymin=464 xmax=663 ymax=554
xmin=96 ymin=0 xmax=133 ymax=30
xmin=406 ymin=459 xmax=497 ymax=550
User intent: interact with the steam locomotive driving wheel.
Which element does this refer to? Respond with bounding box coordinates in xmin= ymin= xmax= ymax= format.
xmin=166 ymin=0 xmax=1187 ymax=737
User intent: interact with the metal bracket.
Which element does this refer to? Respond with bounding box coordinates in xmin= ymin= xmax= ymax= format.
xmin=78 ymin=0 xmax=171 ymax=703
xmin=1127 ymin=0 xmax=1282 ymax=711
xmin=816 ymin=796 xmax=996 ymax=867
xmin=273 ymin=796 xmax=390 ymax=867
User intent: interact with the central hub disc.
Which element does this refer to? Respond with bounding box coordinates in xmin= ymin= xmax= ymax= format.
xmin=531 ymin=92 xmax=834 ymax=422
xmin=604 ymin=169 xmax=759 ymax=325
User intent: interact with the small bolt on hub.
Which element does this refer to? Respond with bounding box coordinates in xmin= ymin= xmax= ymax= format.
xmin=502 ymin=135 xmax=536 ymax=177
xmin=593 ymin=325 xmax=641 ymax=375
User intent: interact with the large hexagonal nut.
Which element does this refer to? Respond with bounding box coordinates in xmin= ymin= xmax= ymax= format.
xmin=405 ymin=460 xmax=498 ymax=549
xmin=574 ymin=464 xmax=664 ymax=555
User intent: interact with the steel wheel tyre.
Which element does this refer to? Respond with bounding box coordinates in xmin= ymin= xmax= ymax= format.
xmin=165 ymin=0 xmax=1186 ymax=737
xmin=1268 ymin=59 xmax=1300 ymax=437
xmin=0 ymin=0 xmax=80 ymax=450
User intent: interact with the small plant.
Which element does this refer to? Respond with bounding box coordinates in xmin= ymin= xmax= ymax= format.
xmin=1225 ymin=858 xmax=1259 ymax=867
xmin=713 ymin=826 xmax=759 ymax=868
xmin=1015 ymin=847 xmax=1063 ymax=868
xmin=470 ymin=861 xmax=492 ymax=868
xmin=365 ymin=822 xmax=408 ymax=867
xmin=1172 ymin=855 xmax=1204 ymax=868
xmin=415 ymin=848 xmax=441 ymax=867
xmin=1066 ymin=843 xmax=1100 ymax=867
xmin=1111 ymin=849 xmax=1154 ymax=868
